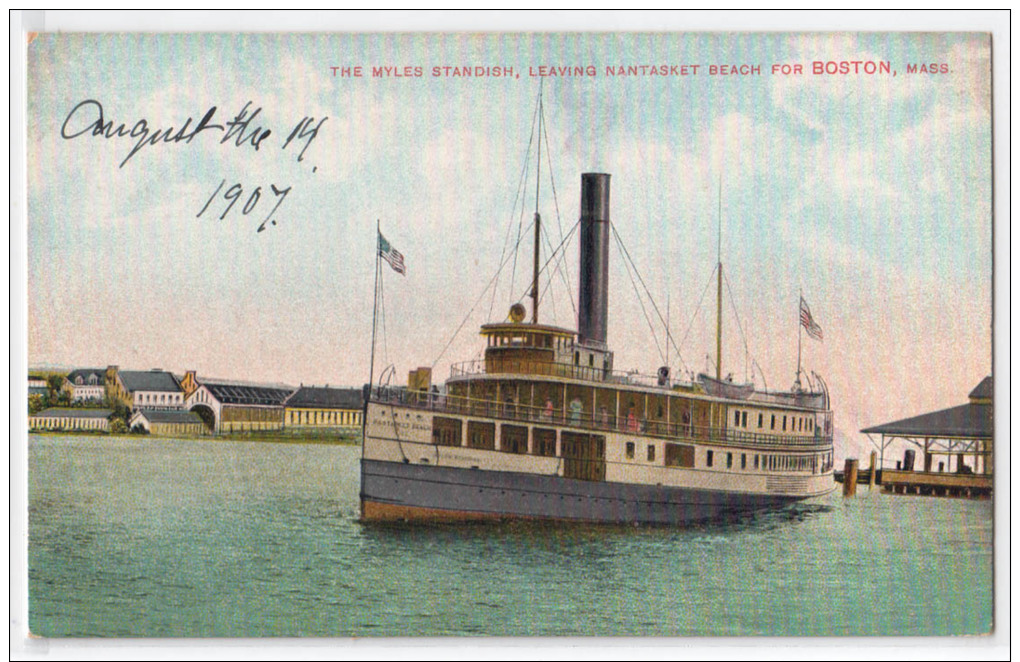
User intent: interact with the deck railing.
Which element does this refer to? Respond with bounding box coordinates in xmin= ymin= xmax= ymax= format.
xmin=450 ymin=358 xmax=666 ymax=388
xmin=369 ymin=386 xmax=832 ymax=450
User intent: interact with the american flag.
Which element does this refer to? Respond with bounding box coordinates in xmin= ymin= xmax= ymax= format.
xmin=378 ymin=232 xmax=406 ymax=275
xmin=800 ymin=297 xmax=823 ymax=341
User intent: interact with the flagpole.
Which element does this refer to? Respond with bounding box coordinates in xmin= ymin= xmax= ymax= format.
xmin=796 ymin=291 xmax=803 ymax=389
xmin=368 ymin=220 xmax=381 ymax=399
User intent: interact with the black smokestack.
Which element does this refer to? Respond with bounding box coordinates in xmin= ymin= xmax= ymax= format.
xmin=578 ymin=173 xmax=610 ymax=347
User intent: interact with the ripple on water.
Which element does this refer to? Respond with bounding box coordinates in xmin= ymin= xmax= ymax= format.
xmin=27 ymin=435 xmax=994 ymax=637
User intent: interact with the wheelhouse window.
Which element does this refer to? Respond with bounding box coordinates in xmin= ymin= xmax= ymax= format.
xmin=625 ymin=441 xmax=635 ymax=459
xmin=647 ymin=445 xmax=656 ymax=462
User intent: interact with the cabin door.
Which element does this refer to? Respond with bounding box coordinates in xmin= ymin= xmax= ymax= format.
xmin=561 ymin=432 xmax=606 ymax=482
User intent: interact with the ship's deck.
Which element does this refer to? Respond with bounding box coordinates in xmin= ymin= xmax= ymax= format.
xmin=369 ymin=386 xmax=832 ymax=452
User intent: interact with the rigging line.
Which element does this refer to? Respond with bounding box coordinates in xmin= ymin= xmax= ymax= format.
xmin=506 ymin=95 xmax=542 ymax=311
xmin=536 ymin=181 xmax=577 ymax=320
xmin=722 ymin=269 xmax=754 ymax=381
xmin=679 ymin=264 xmax=718 ymax=351
xmin=488 ymin=122 xmax=536 ymax=320
xmin=535 ymin=218 xmax=570 ymax=321
xmin=610 ymin=223 xmax=689 ymax=373
xmin=534 ymin=221 xmax=575 ymax=322
xmin=612 ymin=229 xmax=666 ymax=365
xmin=378 ymin=269 xmax=389 ymax=369
xmin=539 ymin=103 xmax=575 ymax=315
xmin=518 ymin=219 xmax=580 ymax=304
xmin=508 ymin=152 xmax=533 ymax=309
xmin=431 ymin=220 xmax=543 ymax=370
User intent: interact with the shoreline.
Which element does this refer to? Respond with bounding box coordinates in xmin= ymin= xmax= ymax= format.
xmin=27 ymin=430 xmax=362 ymax=446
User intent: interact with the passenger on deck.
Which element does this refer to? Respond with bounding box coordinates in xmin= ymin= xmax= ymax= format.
xmin=626 ymin=407 xmax=638 ymax=433
xmin=569 ymin=398 xmax=583 ymax=425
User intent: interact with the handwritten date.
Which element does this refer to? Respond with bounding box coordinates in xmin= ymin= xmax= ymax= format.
xmin=197 ymin=179 xmax=292 ymax=233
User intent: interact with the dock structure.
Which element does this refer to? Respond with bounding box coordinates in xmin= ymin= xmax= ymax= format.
xmin=861 ymin=377 xmax=992 ymax=499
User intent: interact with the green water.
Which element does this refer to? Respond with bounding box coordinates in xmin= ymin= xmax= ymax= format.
xmin=26 ymin=435 xmax=993 ymax=637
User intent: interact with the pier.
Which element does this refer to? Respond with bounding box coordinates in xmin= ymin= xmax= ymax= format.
xmin=859 ymin=377 xmax=993 ymax=499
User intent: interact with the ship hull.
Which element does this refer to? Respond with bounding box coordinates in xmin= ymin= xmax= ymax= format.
xmin=360 ymin=458 xmax=805 ymax=525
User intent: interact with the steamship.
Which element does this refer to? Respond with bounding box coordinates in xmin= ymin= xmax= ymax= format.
xmin=360 ymin=172 xmax=835 ymax=525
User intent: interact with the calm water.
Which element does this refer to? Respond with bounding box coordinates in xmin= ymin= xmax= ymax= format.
xmin=27 ymin=434 xmax=993 ymax=637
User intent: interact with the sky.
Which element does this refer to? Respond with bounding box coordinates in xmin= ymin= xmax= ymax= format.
xmin=24 ymin=29 xmax=994 ymax=461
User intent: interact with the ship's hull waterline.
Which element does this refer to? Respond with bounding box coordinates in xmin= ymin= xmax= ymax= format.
xmin=361 ymin=459 xmax=805 ymax=525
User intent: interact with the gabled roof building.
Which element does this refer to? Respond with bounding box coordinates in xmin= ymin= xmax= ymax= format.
xmin=105 ymin=366 xmax=184 ymax=412
xmin=63 ymin=368 xmax=106 ymax=402
xmin=181 ymin=370 xmax=292 ymax=434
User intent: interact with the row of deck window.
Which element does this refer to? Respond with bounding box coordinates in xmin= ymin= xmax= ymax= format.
xmin=732 ymin=408 xmax=814 ymax=434
xmin=432 ymin=417 xmax=832 ymax=473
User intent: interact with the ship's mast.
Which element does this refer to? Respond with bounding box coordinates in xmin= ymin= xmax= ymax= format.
xmin=716 ymin=177 xmax=722 ymax=381
xmin=531 ymin=87 xmax=543 ymax=324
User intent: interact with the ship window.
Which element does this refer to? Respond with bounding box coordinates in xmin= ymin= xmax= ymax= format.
xmin=625 ymin=442 xmax=634 ymax=459
xmin=589 ymin=354 xmax=594 ymax=368
xmin=782 ymin=416 xmax=787 ymax=431
xmin=726 ymin=453 xmax=733 ymax=469
xmin=741 ymin=412 xmax=747 ymax=427
xmin=734 ymin=410 xmax=740 ymax=426
xmin=574 ymin=351 xmax=580 ymax=365
xmin=758 ymin=413 xmax=763 ymax=428
xmin=501 ymin=424 xmax=528 ymax=454
xmin=754 ymin=455 xmax=759 ymax=470
xmin=647 ymin=445 xmax=656 ymax=462
xmin=741 ymin=454 xmax=747 ymax=470
xmin=533 ymin=428 xmax=557 ymax=457
xmin=664 ymin=443 xmax=695 ymax=468
xmin=771 ymin=415 xmax=775 ymax=430
xmin=432 ymin=417 xmax=462 ymax=446
xmin=706 ymin=450 xmax=714 ymax=467
xmin=809 ymin=419 xmax=813 ymax=431
xmin=467 ymin=421 xmax=496 ymax=450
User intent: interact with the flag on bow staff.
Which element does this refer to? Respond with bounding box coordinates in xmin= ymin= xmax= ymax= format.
xmin=378 ymin=232 xmax=406 ymax=275
xmin=799 ymin=297 xmax=823 ymax=341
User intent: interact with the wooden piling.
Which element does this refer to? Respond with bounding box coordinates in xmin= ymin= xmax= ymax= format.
xmin=842 ymin=459 xmax=858 ymax=496
xmin=869 ymin=450 xmax=877 ymax=488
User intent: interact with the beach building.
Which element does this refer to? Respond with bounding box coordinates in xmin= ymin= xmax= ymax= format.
xmin=861 ymin=376 xmax=993 ymax=498
xmin=29 ymin=407 xmax=113 ymax=432
xmin=62 ymin=368 xmax=106 ymax=403
xmin=283 ymin=386 xmax=363 ymax=430
xmin=129 ymin=409 xmax=209 ymax=436
xmin=180 ymin=371 xmax=292 ymax=434
xmin=105 ymin=366 xmax=185 ymax=412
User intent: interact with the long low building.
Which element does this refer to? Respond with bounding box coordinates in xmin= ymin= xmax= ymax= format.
xmin=130 ymin=409 xmax=209 ymax=436
xmin=29 ymin=407 xmax=113 ymax=432
xmin=284 ymin=386 xmax=364 ymax=430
